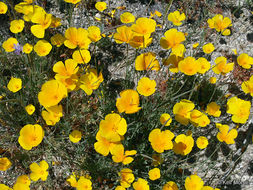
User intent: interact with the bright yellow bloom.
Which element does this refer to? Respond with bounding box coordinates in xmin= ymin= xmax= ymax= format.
xmin=30 ymin=160 xmax=49 ymax=181
xmin=66 ymin=173 xmax=78 ymax=187
xmin=111 ymin=144 xmax=137 ymax=165
xmin=207 ymin=14 xmax=232 ymax=33
xmin=160 ymin=28 xmax=185 ymax=50
xmin=148 ymin=168 xmax=160 ymax=180
xmin=76 ymin=177 xmax=92 ymax=190
xmin=209 ymin=77 xmax=217 ymax=84
xmin=99 ymin=113 xmax=127 ymax=142
xmin=133 ymin=178 xmax=149 ymax=190
xmin=173 ymin=99 xmax=195 ymax=125
xmin=113 ymin=26 xmax=134 ymax=44
xmin=119 ymin=168 xmax=135 ymax=188
xmin=131 ymin=17 xmax=156 ymax=36
xmin=64 ymin=27 xmax=91 ymax=49
xmin=0 ymin=2 xmax=7 ymax=14
xmin=53 ymin=59 xmax=79 ymax=91
xmin=23 ymin=43 xmax=33 ymax=54
xmin=25 ymin=104 xmax=35 ymax=115
xmin=167 ymin=11 xmax=186 ymax=26
xmin=212 ymin=56 xmax=234 ymax=75
xmin=95 ymin=2 xmax=107 ymax=12
xmin=185 ymin=174 xmax=204 ymax=190
xmin=178 ymin=57 xmax=200 ymax=76
xmin=163 ymin=181 xmax=178 ymax=190
xmin=197 ymin=57 xmax=211 ymax=74
xmin=14 ymin=3 xmax=34 ymax=21
xmin=10 ymin=19 xmax=25 ymax=33
xmin=173 ymin=134 xmax=194 ymax=156
xmin=120 ymin=12 xmax=135 ymax=23
xmin=206 ymin=102 xmax=221 ymax=117
xmin=242 ymin=75 xmax=253 ymax=96
xmin=163 ymin=54 xmax=184 ymax=73
xmin=87 ymin=26 xmax=101 ymax=42
xmin=18 ymin=124 xmax=44 ymax=150
xmin=0 ymin=184 xmax=12 ymax=190
xmin=69 ymin=130 xmax=82 ymax=143
xmin=192 ymin=43 xmax=199 ymax=48
xmin=13 ymin=183 xmax=29 ymax=190
xmin=31 ymin=8 xmax=51 ymax=38
xmin=202 ymin=43 xmax=215 ymax=54
xmin=50 ymin=33 xmax=65 ymax=47
xmin=79 ymin=69 xmax=104 ymax=95
xmin=72 ymin=49 xmax=91 ymax=64
xmin=116 ymin=89 xmax=141 ymax=114
xmin=149 ymin=128 xmax=174 ymax=153
xmin=171 ymin=44 xmax=185 ymax=57
xmin=216 ymin=123 xmax=238 ymax=144
xmin=0 ymin=157 xmax=12 ymax=171
xmin=34 ymin=40 xmax=52 ymax=56
xmin=190 ymin=110 xmax=210 ymax=127
xmin=2 ymin=37 xmax=18 ymax=52
xmin=227 ymin=96 xmax=251 ymax=123
xmin=196 ymin=136 xmax=208 ymax=149
xmin=137 ymin=77 xmax=156 ymax=96
xmin=135 ymin=52 xmax=160 ymax=71
xmin=237 ymin=53 xmax=253 ymax=69
xmin=160 ymin=113 xmax=172 ymax=126
xmin=129 ymin=34 xmax=153 ymax=49
xmin=7 ymin=77 xmax=22 ymax=93
xmin=16 ymin=175 xmax=31 ymax=186
xmin=38 ymin=80 xmax=68 ymax=107
xmin=64 ymin=0 xmax=81 ymax=4
xmin=42 ymin=104 xmax=63 ymax=126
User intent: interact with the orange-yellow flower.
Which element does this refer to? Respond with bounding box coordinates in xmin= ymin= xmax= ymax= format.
xmin=135 ymin=52 xmax=160 ymax=71
xmin=206 ymin=102 xmax=221 ymax=117
xmin=7 ymin=77 xmax=22 ymax=93
xmin=131 ymin=17 xmax=156 ymax=36
xmin=42 ymin=105 xmax=63 ymax=126
xmin=119 ymin=168 xmax=135 ymax=188
xmin=212 ymin=56 xmax=234 ymax=75
xmin=163 ymin=54 xmax=184 ymax=73
xmin=133 ymin=178 xmax=149 ymax=190
xmin=202 ymin=43 xmax=215 ymax=54
xmin=129 ymin=34 xmax=153 ymax=49
xmin=30 ymin=160 xmax=49 ymax=181
xmin=87 ymin=26 xmax=102 ymax=42
xmin=72 ymin=49 xmax=91 ymax=64
xmin=197 ymin=57 xmax=211 ymax=74
xmin=23 ymin=43 xmax=33 ymax=54
xmin=237 ymin=53 xmax=253 ymax=69
xmin=207 ymin=14 xmax=232 ymax=34
xmin=173 ymin=134 xmax=194 ymax=156
xmin=113 ymin=25 xmax=134 ymax=44
xmin=196 ymin=136 xmax=208 ymax=149
xmin=190 ymin=110 xmax=210 ymax=127
xmin=160 ymin=113 xmax=172 ymax=126
xmin=111 ymin=144 xmax=137 ymax=165
xmin=178 ymin=57 xmax=200 ymax=76
xmin=167 ymin=11 xmax=186 ymax=26
xmin=64 ymin=0 xmax=81 ymax=4
xmin=2 ymin=37 xmax=18 ymax=52
xmin=25 ymin=104 xmax=35 ymax=115
xmin=50 ymin=33 xmax=65 ymax=47
xmin=34 ymin=40 xmax=52 ymax=56
xmin=160 ymin=28 xmax=185 ymax=50
xmin=95 ymin=2 xmax=107 ymax=12
xmin=216 ymin=123 xmax=238 ymax=144
xmin=173 ymin=99 xmax=195 ymax=125
xmin=185 ymin=174 xmax=204 ymax=190
xmin=0 ymin=157 xmax=12 ymax=171
xmin=148 ymin=168 xmax=160 ymax=180
xmin=163 ymin=181 xmax=178 ymax=190
xmin=137 ymin=77 xmax=156 ymax=96
xmin=120 ymin=12 xmax=135 ymax=23
xmin=10 ymin=19 xmax=25 ymax=33
xmin=69 ymin=130 xmax=82 ymax=143
xmin=0 ymin=2 xmax=7 ymax=14
xmin=242 ymin=75 xmax=253 ymax=96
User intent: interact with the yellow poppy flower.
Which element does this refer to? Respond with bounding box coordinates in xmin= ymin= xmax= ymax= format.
xmin=0 ymin=184 xmax=12 ymax=190
xmin=197 ymin=57 xmax=211 ymax=74
xmin=50 ymin=33 xmax=65 ymax=47
xmin=76 ymin=176 xmax=92 ymax=190
xmin=113 ymin=25 xmax=134 ymax=44
xmin=173 ymin=99 xmax=195 ymax=125
xmin=196 ymin=136 xmax=208 ymax=149
xmin=87 ymin=26 xmax=101 ymax=42
xmin=202 ymin=43 xmax=215 ymax=54
xmin=216 ymin=123 xmax=238 ymax=144
xmin=207 ymin=14 xmax=232 ymax=33
xmin=2 ymin=37 xmax=18 ymax=52
xmin=184 ymin=174 xmax=204 ymax=190
xmin=69 ymin=130 xmax=82 ymax=143
xmin=30 ymin=160 xmax=49 ymax=181
xmin=111 ymin=144 xmax=137 ymax=165
xmin=160 ymin=113 xmax=172 ymax=126
xmin=34 ymin=40 xmax=52 ymax=56
xmin=206 ymin=102 xmax=221 ymax=117
xmin=190 ymin=109 xmax=210 ymax=127
xmin=160 ymin=28 xmax=185 ymax=50
xmin=23 ymin=43 xmax=33 ymax=54
xmin=119 ymin=168 xmax=135 ymax=188
xmin=129 ymin=34 xmax=152 ymax=49
xmin=135 ymin=52 xmax=160 ymax=71
xmin=167 ymin=10 xmax=186 ymax=26
xmin=148 ymin=168 xmax=160 ymax=180
xmin=66 ymin=173 xmax=78 ymax=187
xmin=0 ymin=2 xmax=7 ymax=14
xmin=237 ymin=53 xmax=253 ymax=69
xmin=25 ymin=104 xmax=35 ymax=115
xmin=133 ymin=178 xmax=149 ymax=190
xmin=10 ymin=19 xmax=25 ymax=33
xmin=41 ymin=104 xmax=63 ymax=126
xmin=131 ymin=17 xmax=156 ymax=36
xmin=163 ymin=181 xmax=179 ymax=190
xmin=50 ymin=15 xmax=62 ymax=28
xmin=212 ymin=56 xmax=234 ymax=74
xmin=120 ymin=12 xmax=135 ymax=23
xmin=173 ymin=134 xmax=194 ymax=156
xmin=0 ymin=157 xmax=12 ymax=171
xmin=137 ymin=77 xmax=156 ymax=96
xmin=163 ymin=54 xmax=184 ymax=73
xmin=209 ymin=77 xmax=217 ymax=84
xmin=178 ymin=56 xmax=200 ymax=76
xmin=192 ymin=43 xmax=199 ymax=48
xmin=241 ymin=75 xmax=253 ymax=96
xmin=95 ymin=2 xmax=107 ymax=12
xmin=7 ymin=77 xmax=22 ymax=93
xmin=72 ymin=49 xmax=91 ymax=64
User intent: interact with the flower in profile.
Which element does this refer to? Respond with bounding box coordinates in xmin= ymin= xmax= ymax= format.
xmin=38 ymin=80 xmax=67 ymax=108
xmin=227 ymin=96 xmax=251 ymax=123
xmin=66 ymin=173 xmax=78 ymax=187
xmin=206 ymin=102 xmax=221 ymax=117
xmin=173 ymin=99 xmax=195 ymax=125
xmin=129 ymin=34 xmax=153 ymax=49
xmin=135 ymin=52 xmax=160 ymax=71
xmin=163 ymin=181 xmax=178 ymax=190
xmin=197 ymin=57 xmax=211 ymax=74
xmin=25 ymin=104 xmax=35 ymax=115
xmin=111 ymin=144 xmax=137 ymax=165
xmin=31 ymin=8 xmax=52 ymax=38
xmin=23 ymin=43 xmax=33 ymax=54
xmin=76 ymin=176 xmax=92 ymax=190
xmin=95 ymin=2 xmax=107 ymax=12
xmin=209 ymin=77 xmax=217 ymax=84
xmin=202 ymin=43 xmax=215 ymax=54
xmin=50 ymin=33 xmax=65 ymax=47
xmin=167 ymin=11 xmax=186 ymax=26
xmin=34 ymin=40 xmax=52 ymax=56
xmin=10 ymin=19 xmax=25 ymax=33
xmin=64 ymin=0 xmax=81 ymax=4
xmin=87 ymin=26 xmax=101 ymax=42
xmin=190 ymin=110 xmax=210 ymax=127
xmin=30 ymin=160 xmax=49 ymax=181
xmin=242 ymin=75 xmax=253 ymax=96
xmin=120 ymin=12 xmax=135 ymax=23
xmin=116 ymin=89 xmax=141 ymax=114
xmin=18 ymin=124 xmax=44 ymax=150
xmin=207 ymin=14 xmax=232 ymax=35
xmin=178 ymin=57 xmax=200 ymax=76
xmin=13 ymin=175 xmax=31 ymax=190
xmin=237 ymin=53 xmax=253 ymax=69
xmin=69 ymin=130 xmax=82 ymax=143
xmin=131 ymin=17 xmax=156 ymax=36
xmin=160 ymin=28 xmax=185 ymax=50
xmin=133 ymin=178 xmax=149 ymax=190
xmin=184 ymin=174 xmax=204 ymax=190
xmin=212 ymin=56 xmax=234 ymax=75
xmin=137 ymin=77 xmax=156 ymax=96
xmin=119 ymin=168 xmax=135 ymax=188
xmin=149 ymin=128 xmax=174 ymax=153
xmin=192 ymin=43 xmax=199 ymax=48
xmin=7 ymin=77 xmax=22 ymax=93
xmin=196 ymin=136 xmax=208 ymax=149
xmin=42 ymin=104 xmax=63 ymax=126
xmin=216 ymin=123 xmax=238 ymax=144
xmin=50 ymin=15 xmax=62 ymax=28
xmin=14 ymin=3 xmax=34 ymax=21
xmin=79 ymin=69 xmax=104 ymax=95
xmin=99 ymin=113 xmax=127 ymax=142
xmin=173 ymin=134 xmax=194 ymax=156
xmin=64 ymin=27 xmax=91 ymax=49
xmin=53 ymin=59 xmax=79 ymax=91
xmin=148 ymin=168 xmax=160 ymax=181
xmin=113 ymin=26 xmax=134 ymax=44
xmin=163 ymin=54 xmax=184 ymax=73
xmin=2 ymin=37 xmax=18 ymax=52
xmin=72 ymin=49 xmax=91 ymax=64
xmin=0 ymin=184 xmax=12 ymax=190
xmin=0 ymin=157 xmax=12 ymax=171
xmin=160 ymin=113 xmax=172 ymax=126
xmin=0 ymin=2 xmax=7 ymax=14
